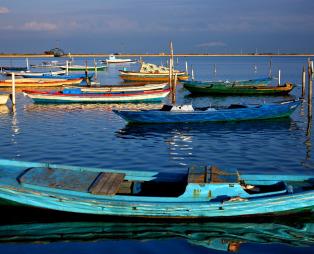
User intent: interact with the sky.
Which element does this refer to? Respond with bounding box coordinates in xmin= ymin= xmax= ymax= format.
xmin=0 ymin=0 xmax=313 ymax=54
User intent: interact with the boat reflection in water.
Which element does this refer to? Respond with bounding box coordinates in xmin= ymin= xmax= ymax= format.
xmin=116 ymin=118 xmax=298 ymax=139
xmin=0 ymin=207 xmax=313 ymax=252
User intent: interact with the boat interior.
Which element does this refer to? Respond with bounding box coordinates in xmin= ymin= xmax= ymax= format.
xmin=160 ymin=104 xmax=250 ymax=112
xmin=15 ymin=165 xmax=300 ymax=199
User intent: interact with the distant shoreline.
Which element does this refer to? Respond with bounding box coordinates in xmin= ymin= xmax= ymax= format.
xmin=0 ymin=53 xmax=313 ymax=58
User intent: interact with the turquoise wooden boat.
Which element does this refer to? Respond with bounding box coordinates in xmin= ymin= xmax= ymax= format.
xmin=113 ymin=99 xmax=301 ymax=124
xmin=0 ymin=159 xmax=313 ymax=218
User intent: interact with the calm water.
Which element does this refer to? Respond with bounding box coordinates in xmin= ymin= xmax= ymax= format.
xmin=0 ymin=56 xmax=314 ymax=253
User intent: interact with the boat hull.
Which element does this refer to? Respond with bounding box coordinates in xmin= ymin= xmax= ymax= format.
xmin=113 ymin=100 xmax=301 ymax=123
xmin=21 ymin=72 xmax=93 ymax=80
xmin=23 ymin=89 xmax=171 ymax=103
xmin=120 ymin=71 xmax=189 ymax=82
xmin=77 ymin=83 xmax=168 ymax=93
xmin=0 ymin=78 xmax=83 ymax=88
xmin=183 ymin=81 xmax=294 ymax=95
xmin=0 ymin=158 xmax=313 ymax=218
xmin=59 ymin=65 xmax=107 ymax=71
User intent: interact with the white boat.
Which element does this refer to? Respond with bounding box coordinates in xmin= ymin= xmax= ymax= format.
xmin=0 ymin=94 xmax=10 ymax=105
xmin=30 ymin=60 xmax=63 ymax=68
xmin=102 ymin=54 xmax=136 ymax=64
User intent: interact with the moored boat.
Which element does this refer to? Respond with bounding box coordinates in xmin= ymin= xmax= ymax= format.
xmin=0 ymin=159 xmax=313 ymax=218
xmin=23 ymin=88 xmax=171 ymax=103
xmin=183 ymin=79 xmax=295 ymax=95
xmin=0 ymin=78 xmax=83 ymax=88
xmin=59 ymin=64 xmax=107 ymax=71
xmin=119 ymin=62 xmax=188 ymax=82
xmin=113 ymin=99 xmax=301 ymax=123
xmin=72 ymin=82 xmax=168 ymax=93
xmin=22 ymin=72 xmax=94 ymax=80
xmin=102 ymin=54 xmax=137 ymax=64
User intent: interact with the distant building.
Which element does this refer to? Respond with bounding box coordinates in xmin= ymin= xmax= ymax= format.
xmin=44 ymin=48 xmax=65 ymax=57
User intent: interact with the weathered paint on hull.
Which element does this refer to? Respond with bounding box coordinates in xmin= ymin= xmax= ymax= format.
xmin=0 ymin=184 xmax=313 ymax=218
xmin=114 ymin=100 xmax=301 ymax=124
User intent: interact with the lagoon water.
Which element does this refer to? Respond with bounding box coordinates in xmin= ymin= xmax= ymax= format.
xmin=0 ymin=56 xmax=314 ymax=253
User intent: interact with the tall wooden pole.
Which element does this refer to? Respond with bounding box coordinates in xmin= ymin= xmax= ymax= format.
xmin=185 ymin=61 xmax=188 ymax=74
xmin=11 ymin=73 xmax=16 ymax=105
xmin=94 ymin=58 xmax=98 ymax=82
xmin=302 ymin=66 xmax=306 ymax=98
xmin=169 ymin=41 xmax=176 ymax=105
xmin=172 ymin=73 xmax=177 ymax=104
xmin=66 ymin=60 xmax=69 ymax=75
xmin=168 ymin=42 xmax=172 ymax=95
xmin=213 ymin=64 xmax=217 ymax=77
xmin=308 ymin=59 xmax=313 ymax=120
xmin=269 ymin=58 xmax=272 ymax=78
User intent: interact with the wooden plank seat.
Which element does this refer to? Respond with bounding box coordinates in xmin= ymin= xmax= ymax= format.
xmin=209 ymin=165 xmax=239 ymax=183
xmin=187 ymin=166 xmax=208 ymax=183
xmin=187 ymin=165 xmax=239 ymax=184
xmin=89 ymin=172 xmax=125 ymax=195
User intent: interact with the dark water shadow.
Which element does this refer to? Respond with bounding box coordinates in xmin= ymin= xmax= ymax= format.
xmin=0 ymin=206 xmax=313 ymax=252
xmin=116 ymin=118 xmax=298 ymax=139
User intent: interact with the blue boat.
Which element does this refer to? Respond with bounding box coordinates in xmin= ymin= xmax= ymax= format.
xmin=21 ymin=72 xmax=94 ymax=80
xmin=0 ymin=159 xmax=313 ymax=218
xmin=113 ymin=99 xmax=301 ymax=124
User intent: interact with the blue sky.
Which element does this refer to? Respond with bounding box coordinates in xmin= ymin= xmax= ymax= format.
xmin=0 ymin=0 xmax=313 ymax=54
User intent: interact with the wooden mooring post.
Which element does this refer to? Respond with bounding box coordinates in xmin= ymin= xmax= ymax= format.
xmin=169 ymin=41 xmax=176 ymax=105
xmin=11 ymin=72 xmax=16 ymax=105
xmin=308 ymin=59 xmax=313 ymax=120
xmin=302 ymin=66 xmax=306 ymax=98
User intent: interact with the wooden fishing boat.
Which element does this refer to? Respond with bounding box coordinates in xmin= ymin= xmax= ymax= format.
xmin=71 ymin=82 xmax=168 ymax=93
xmin=0 ymin=78 xmax=83 ymax=88
xmin=2 ymin=70 xmax=66 ymax=77
xmin=0 ymin=66 xmax=27 ymax=72
xmin=59 ymin=64 xmax=107 ymax=71
xmin=119 ymin=62 xmax=189 ymax=82
xmin=22 ymin=72 xmax=94 ymax=80
xmin=113 ymin=99 xmax=301 ymax=123
xmin=102 ymin=54 xmax=137 ymax=64
xmin=183 ymin=80 xmax=295 ymax=95
xmin=0 ymin=159 xmax=313 ymax=218
xmin=0 ymin=94 xmax=10 ymax=105
xmin=30 ymin=60 xmax=63 ymax=68
xmin=23 ymin=88 xmax=171 ymax=103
